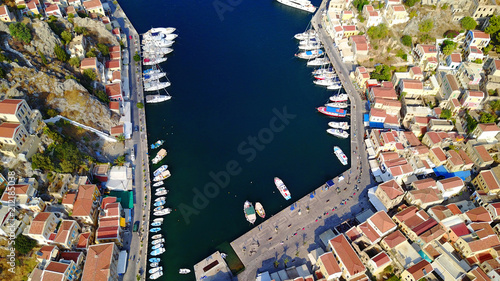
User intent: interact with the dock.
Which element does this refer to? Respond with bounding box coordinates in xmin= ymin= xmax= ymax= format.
xmin=227 ymin=0 xmax=375 ymax=280
xmin=193 ymin=251 xmax=233 ymax=281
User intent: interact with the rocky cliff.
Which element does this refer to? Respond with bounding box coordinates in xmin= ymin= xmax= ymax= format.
xmin=73 ymin=17 xmax=119 ymax=46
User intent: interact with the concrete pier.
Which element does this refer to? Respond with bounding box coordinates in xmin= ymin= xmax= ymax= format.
xmin=228 ymin=1 xmax=375 ymax=280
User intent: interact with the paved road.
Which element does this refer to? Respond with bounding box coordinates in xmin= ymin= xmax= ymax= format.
xmin=111 ymin=4 xmax=152 ymax=281
xmin=230 ymin=3 xmax=376 ymax=280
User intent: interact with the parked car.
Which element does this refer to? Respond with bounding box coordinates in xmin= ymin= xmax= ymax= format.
xmin=133 ymin=221 xmax=140 ymax=232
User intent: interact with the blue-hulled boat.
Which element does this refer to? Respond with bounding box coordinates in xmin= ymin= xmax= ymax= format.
xmin=151 ymin=140 xmax=164 ymax=150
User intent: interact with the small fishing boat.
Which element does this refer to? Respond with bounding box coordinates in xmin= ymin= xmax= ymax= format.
xmin=152 ymin=243 xmax=163 ymax=250
xmin=152 ymin=238 xmax=164 ymax=245
xmin=155 ymin=196 xmax=166 ymax=202
xmin=150 ymin=271 xmax=163 ymax=280
xmin=327 ymin=128 xmax=349 ymax=139
xmin=154 ymin=200 xmax=166 ymax=207
xmin=156 ymin=187 xmax=166 ymax=192
xmin=154 ymin=206 xmax=165 ymax=212
xmin=153 ymin=165 xmax=169 ymax=177
xmin=255 ymin=202 xmax=266 ymax=218
xmin=294 ymin=29 xmax=317 ymax=40
xmin=221 ymin=253 xmax=227 ymax=259
xmin=149 ymin=257 xmax=160 ymax=263
xmin=327 ymin=83 xmax=342 ymax=90
xmin=179 ymin=268 xmax=191 ymax=274
xmin=153 ymin=181 xmax=164 ymax=187
xmin=149 ymin=266 xmax=163 ymax=274
xmin=153 ymin=218 xmax=164 ymax=223
xmin=244 ymin=201 xmax=257 ymax=224
xmin=156 ymin=190 xmax=168 ymax=196
xmin=274 ymin=177 xmax=291 ymax=200
xmin=151 ymin=140 xmax=164 ymax=149
xmin=152 ymin=149 xmax=167 ymax=164
xmin=328 ymin=121 xmax=350 ymax=130
xmin=154 ymin=208 xmax=172 ymax=216
xmin=150 ymin=262 xmax=159 ymax=268
xmin=151 ymin=221 xmax=162 ymax=227
xmin=153 ymin=170 xmax=171 ymax=182
xmin=317 ymin=106 xmax=347 ymax=117
xmin=325 ymin=102 xmax=348 ymax=108
xmin=150 ymin=227 xmax=161 ymax=233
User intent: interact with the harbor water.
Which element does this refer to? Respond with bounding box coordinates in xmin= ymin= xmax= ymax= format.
xmin=118 ymin=0 xmax=349 ymax=279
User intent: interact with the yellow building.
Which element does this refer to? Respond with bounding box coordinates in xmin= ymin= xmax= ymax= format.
xmin=472 ymin=167 xmax=500 ymax=195
xmin=0 ymin=5 xmax=15 ymax=22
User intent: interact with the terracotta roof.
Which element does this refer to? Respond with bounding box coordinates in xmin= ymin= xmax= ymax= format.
xmin=494 ymin=60 xmax=500 ymax=70
xmin=80 ymin=57 xmax=97 ymax=68
xmin=112 ymin=70 xmax=121 ymax=81
xmin=438 ymin=176 xmax=464 ymax=190
xmin=371 ymin=87 xmax=398 ymax=100
xmin=451 ymin=98 xmax=461 ymax=107
xmin=110 ymin=51 xmax=121 ymax=60
xmin=447 ymin=150 xmax=464 ymax=166
xmin=468 ymin=235 xmax=500 ymax=253
xmin=76 ymin=232 xmax=91 ymax=249
xmin=105 ymin=59 xmax=120 ymax=69
xmin=0 ymin=122 xmax=20 ymax=138
xmin=372 ymin=252 xmax=391 ymax=268
xmin=53 ymin=220 xmax=77 ymax=244
xmin=401 ymin=79 xmax=423 ymax=90
xmin=101 ymin=197 xmax=117 ymax=208
xmin=359 ymin=221 xmax=380 ymax=242
xmin=469 ymin=46 xmax=483 ymax=54
xmin=0 ymin=99 xmax=23 ymax=115
xmin=110 ymin=125 xmax=124 ymax=135
xmin=431 ymin=147 xmax=447 ymax=162
xmin=73 ymin=184 xmax=98 ymax=218
xmin=318 ymin=252 xmax=341 ymax=276
xmin=475 ymin=145 xmax=494 ymax=162
xmin=38 ymin=245 xmax=57 ymax=261
xmin=343 ymin=25 xmax=356 ymax=31
xmin=369 ymin=211 xmax=396 ymax=234
xmin=0 ymin=184 xmax=31 ymax=201
xmin=420 ymin=224 xmax=445 ymax=243
xmin=374 ymin=98 xmax=401 ymax=108
xmin=105 ymin=83 xmax=122 ymax=98
xmin=392 ymin=4 xmax=406 ymax=12
xmin=109 ymin=46 xmax=120 ymax=52
xmin=450 ymin=222 xmax=470 ymax=236
xmin=412 ymin=178 xmax=437 ymax=190
xmin=61 ymin=191 xmax=77 ymax=205
xmin=446 ymin=74 xmax=459 ymax=91
xmin=42 ymin=271 xmax=65 ymax=281
xmin=81 ymin=243 xmax=117 ymax=281
xmin=469 ymin=267 xmax=491 ymax=281
xmin=45 ymin=261 xmax=69 ymax=274
xmin=466 ymin=207 xmax=492 ymax=223
xmin=406 ymin=260 xmax=433 ymax=280
xmin=329 ymin=235 xmax=366 ymax=276
xmin=98 ymin=217 xmax=119 ymax=227
xmin=371 ymin=108 xmax=386 ymax=118
xmin=426 ymin=132 xmax=442 ymax=145
xmin=65 ymin=5 xmax=76 ymax=15
xmin=364 ymin=5 xmax=374 ymax=12
xmin=458 ymin=150 xmax=473 ymax=166
xmin=59 ymin=251 xmax=82 ymax=263
xmin=29 ymin=212 xmax=53 ymax=235
xmin=404 ymin=131 xmax=421 ymax=146
xmin=469 ymin=222 xmax=495 ymax=238
xmin=478 ymin=170 xmax=500 ymax=191
xmin=449 ymin=53 xmax=461 ymax=63
xmin=109 ymin=101 xmax=120 ymax=111
xmin=423 ymin=244 xmax=441 ymax=259
xmin=0 ymin=5 xmax=9 ymax=17
xmin=478 ymin=123 xmax=500 ymax=132
xmin=472 ymin=30 xmax=490 ymax=39
xmin=447 ymin=203 xmax=462 ymax=215
xmin=96 ymin=226 xmax=119 ymax=239
xmin=419 ymin=44 xmax=438 ymax=54
xmin=394 ymin=205 xmax=418 ymax=222
xmin=346 ymin=227 xmax=362 ymax=241
xmin=83 ymin=0 xmax=103 ymax=10
xmin=409 ymin=188 xmax=441 ymax=204
xmin=45 ymin=3 xmax=60 ymax=12
xmin=378 ymin=180 xmax=404 ymax=200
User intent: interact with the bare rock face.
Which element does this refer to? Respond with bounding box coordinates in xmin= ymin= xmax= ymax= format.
xmin=3 ymin=66 xmax=119 ymax=131
xmin=0 ymin=21 xmax=9 ymax=34
xmin=73 ymin=17 xmax=119 ymax=46
xmin=29 ymin=19 xmax=63 ymax=57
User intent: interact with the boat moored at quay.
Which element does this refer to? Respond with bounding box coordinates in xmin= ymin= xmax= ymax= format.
xmin=334 ymin=146 xmax=348 ymax=166
xmin=276 ymin=0 xmax=317 ymax=13
xmin=317 ymin=106 xmax=347 ymax=117
xmin=274 ymin=177 xmax=291 ymax=200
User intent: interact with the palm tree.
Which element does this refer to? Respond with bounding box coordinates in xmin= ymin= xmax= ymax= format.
xmin=283 ymin=257 xmax=289 ymax=268
xmin=116 ymin=134 xmax=125 ymax=142
xmin=114 ymin=154 xmax=127 ymax=166
xmin=273 ymin=260 xmax=279 ymax=268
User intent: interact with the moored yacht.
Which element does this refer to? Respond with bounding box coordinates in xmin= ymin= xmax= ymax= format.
xmin=153 ymin=165 xmax=169 ymax=177
xmin=295 ymin=49 xmax=323 ymax=59
xmin=307 ymin=57 xmax=330 ymax=66
xmin=152 ymin=149 xmax=167 ymax=164
xmin=179 ymin=268 xmax=191 ymax=274
xmin=317 ymin=106 xmax=347 ymax=117
xmin=143 ymin=72 xmax=167 ymax=81
xmin=143 ymin=57 xmax=167 ymax=66
xmin=334 ymin=146 xmax=348 ymax=166
xmin=294 ymin=29 xmax=317 ymax=40
xmin=274 ymin=177 xmax=291 ymax=200
xmin=328 ymin=121 xmax=350 ymax=130
xmin=325 ymin=102 xmax=348 ymax=108
xmin=146 ymin=94 xmax=172 ymax=104
xmin=144 ymin=80 xmax=171 ymax=91
xmin=329 ymin=94 xmax=348 ymax=102
xmin=327 ymin=83 xmax=342 ymax=90
xmin=153 ymin=170 xmax=171 ymax=182
xmin=148 ymin=27 xmax=176 ymax=34
xmin=327 ymin=128 xmax=349 ymax=139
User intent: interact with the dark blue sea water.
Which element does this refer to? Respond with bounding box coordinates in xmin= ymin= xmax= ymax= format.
xmin=118 ymin=0 xmax=349 ymax=279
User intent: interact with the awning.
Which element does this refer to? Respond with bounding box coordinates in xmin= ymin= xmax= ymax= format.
xmin=120 ymin=218 xmax=126 ymax=227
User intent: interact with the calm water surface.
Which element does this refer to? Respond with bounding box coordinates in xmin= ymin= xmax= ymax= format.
xmin=118 ymin=0 xmax=349 ymax=279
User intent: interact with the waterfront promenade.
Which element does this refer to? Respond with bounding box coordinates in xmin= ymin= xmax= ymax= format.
xmin=111 ymin=3 xmax=152 ymax=281
xmin=228 ymin=2 xmax=374 ymax=280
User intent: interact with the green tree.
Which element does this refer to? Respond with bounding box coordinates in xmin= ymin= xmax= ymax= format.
xmin=14 ymin=234 xmax=37 ymax=255
xmin=69 ymin=56 xmax=81 ymax=68
xmin=83 ymin=68 xmax=97 ymax=81
xmin=283 ymin=257 xmax=290 ymax=268
xmin=133 ymin=52 xmax=141 ymax=62
xmin=401 ymin=35 xmax=412 ymax=47
xmin=404 ymin=0 xmax=418 ymax=7
xmin=9 ymin=22 xmax=32 ymax=43
xmin=480 ymin=112 xmax=497 ymax=123
xmin=38 ymin=50 xmax=48 ymax=66
xmin=441 ymin=40 xmax=457 ymax=56
xmin=460 ymin=16 xmax=477 ymax=31
xmin=61 ymin=30 xmax=73 ymax=45
xmin=74 ymin=26 xmax=89 ymax=35
xmin=440 ymin=108 xmax=452 ymax=119
xmin=136 ymin=102 xmax=144 ymax=109
xmin=485 ymin=15 xmax=500 ymax=34
xmin=116 ymin=134 xmax=125 ymax=142
xmin=419 ymin=19 xmax=434 ymax=33
xmin=490 ymin=100 xmax=500 ymax=111
xmin=86 ymin=48 xmax=97 ymax=58
xmin=370 ymin=64 xmax=391 ymax=81
xmin=95 ymin=89 xmax=110 ymax=103
xmin=352 ymin=0 xmax=369 ymax=11
xmin=484 ymin=44 xmax=494 ymax=53
xmin=67 ymin=13 xmax=74 ymax=23
xmin=0 ymin=67 xmax=5 ymax=79
xmin=47 ymin=109 xmax=58 ymax=117
xmin=31 ymin=153 xmax=54 ymax=171
xmin=114 ymin=154 xmax=127 ymax=166
xmin=54 ymin=45 xmax=69 ymax=62
xmin=97 ymin=43 xmax=110 ymax=56
xmin=367 ymin=23 xmax=389 ymax=40
xmin=273 ymin=260 xmax=279 ymax=268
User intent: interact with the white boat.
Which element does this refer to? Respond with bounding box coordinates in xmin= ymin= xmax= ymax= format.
xmin=152 ymin=238 xmax=164 ymax=245
xmin=153 ymin=170 xmax=171 ymax=182
xmin=152 ymin=243 xmax=163 ymax=250
xmin=150 ymin=262 xmax=159 ymax=268
xmin=149 ymin=27 xmax=176 ymax=34
xmin=154 ymin=200 xmax=166 ymax=207
xmin=142 ymin=45 xmax=173 ymax=54
xmin=151 ymin=234 xmax=162 ymax=240
xmin=325 ymin=102 xmax=348 ymax=108
xmin=296 ymin=49 xmax=323 ymax=59
xmin=334 ymin=146 xmax=348 ymax=166
xmin=327 ymin=128 xmax=349 ymax=139
xmin=274 ymin=177 xmax=291 ymax=200
xmin=307 ymin=57 xmax=330 ymax=66
xmin=143 ymin=57 xmax=167 ymax=66
xmin=152 ymin=149 xmax=167 ymax=164
xmin=153 ymin=218 xmax=164 ymax=223
xmin=143 ymin=49 xmax=173 ymax=57
xmin=146 ymin=94 xmax=172 ymax=103
xmin=142 ymin=39 xmax=174 ymax=48
xmin=154 ymin=208 xmax=172 ymax=216
xmin=330 ymin=93 xmax=348 ymax=102
xmin=144 ymin=80 xmax=171 ymax=91
xmin=149 ymin=266 xmax=162 ymax=274
xmin=298 ymin=42 xmax=322 ymax=50
xmin=328 ymin=121 xmax=349 ymax=130
xmin=179 ymin=268 xmax=191 ymax=274
xmin=155 ymin=196 xmax=166 ymax=202
xmin=294 ymin=29 xmax=317 ymax=40
xmin=277 ymin=0 xmax=316 ymax=13
xmin=327 ymin=83 xmax=342 ymax=90
xmin=143 ymin=72 xmax=167 ymax=81
xmin=150 ymin=271 xmax=163 ymax=280
xmin=314 ymin=73 xmax=338 ymax=80
xmin=314 ymin=79 xmax=337 ymax=87
xmin=153 ymin=181 xmax=164 ymax=187
xmin=154 ymin=206 xmax=165 ymax=212
xmin=299 ymin=37 xmax=319 ymax=45
xmin=143 ymin=31 xmax=178 ymax=41
xmin=153 ymin=165 xmax=169 ymax=177
xmin=243 ymin=201 xmax=257 ymax=224
xmin=150 ymin=248 xmax=164 ymax=256
xmin=155 ymin=190 xmax=168 ymax=196
xmin=312 ymin=67 xmax=335 ymax=75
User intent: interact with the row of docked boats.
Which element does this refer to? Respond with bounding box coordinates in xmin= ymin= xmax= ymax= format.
xmin=141 ymin=27 xmax=176 ymax=104
xmin=243 ymin=177 xmax=290 ymax=223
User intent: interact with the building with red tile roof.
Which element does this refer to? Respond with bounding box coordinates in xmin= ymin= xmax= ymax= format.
xmin=375 ymin=180 xmax=405 ymax=211
xmin=81 ymin=242 xmax=119 ymax=281
xmin=401 ymin=260 xmax=433 ymax=281
xmin=75 ymin=232 xmax=93 ymax=250
xmin=52 ymin=220 xmax=80 ymax=249
xmin=36 ymin=245 xmax=59 ymax=262
xmin=466 ymin=207 xmax=493 ymax=223
xmin=436 ymin=177 xmax=464 ymax=199
xmin=405 ymin=187 xmax=443 ymax=209
xmin=316 ymin=252 xmax=342 ymax=280
xmin=24 ymin=212 xmax=60 ymax=245
xmin=367 ymin=252 xmax=391 ymax=275
xmin=329 ymin=235 xmax=366 ymax=280
xmin=486 ymin=202 xmax=500 ymax=221
xmin=105 ymin=83 xmax=122 ymax=101
xmin=72 ymin=184 xmax=100 ymax=225
xmin=380 ymin=230 xmax=407 ymax=251
xmin=411 ymin=178 xmax=437 ymax=190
